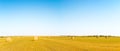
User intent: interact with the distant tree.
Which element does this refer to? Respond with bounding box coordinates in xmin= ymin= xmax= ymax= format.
xmin=0 ymin=36 xmax=5 ymax=38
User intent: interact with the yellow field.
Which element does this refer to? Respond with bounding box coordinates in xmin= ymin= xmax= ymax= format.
xmin=0 ymin=36 xmax=120 ymax=51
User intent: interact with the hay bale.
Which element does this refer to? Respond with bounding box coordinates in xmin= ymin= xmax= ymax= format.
xmin=71 ymin=36 xmax=75 ymax=40
xmin=6 ymin=37 xmax=12 ymax=42
xmin=33 ymin=36 xmax=38 ymax=41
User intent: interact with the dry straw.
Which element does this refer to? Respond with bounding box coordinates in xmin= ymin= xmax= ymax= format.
xmin=6 ymin=37 xmax=12 ymax=42
xmin=33 ymin=36 xmax=38 ymax=41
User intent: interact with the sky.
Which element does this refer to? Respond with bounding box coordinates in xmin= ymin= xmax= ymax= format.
xmin=0 ymin=0 xmax=120 ymax=36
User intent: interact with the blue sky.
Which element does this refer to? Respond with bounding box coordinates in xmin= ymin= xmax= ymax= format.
xmin=0 ymin=0 xmax=120 ymax=36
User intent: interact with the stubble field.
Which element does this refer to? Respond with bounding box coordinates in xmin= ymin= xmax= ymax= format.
xmin=0 ymin=36 xmax=120 ymax=51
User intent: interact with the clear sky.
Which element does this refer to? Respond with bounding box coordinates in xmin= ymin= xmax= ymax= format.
xmin=0 ymin=0 xmax=120 ymax=36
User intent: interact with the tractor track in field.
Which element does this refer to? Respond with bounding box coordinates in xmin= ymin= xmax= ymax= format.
xmin=43 ymin=45 xmax=56 ymax=51
xmin=40 ymin=38 xmax=82 ymax=51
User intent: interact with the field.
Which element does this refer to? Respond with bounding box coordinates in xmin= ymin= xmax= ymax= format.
xmin=0 ymin=36 xmax=120 ymax=51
